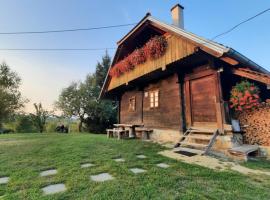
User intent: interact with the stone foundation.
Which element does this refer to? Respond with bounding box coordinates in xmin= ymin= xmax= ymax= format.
xmin=149 ymin=129 xmax=182 ymax=143
xmin=259 ymin=146 xmax=270 ymax=159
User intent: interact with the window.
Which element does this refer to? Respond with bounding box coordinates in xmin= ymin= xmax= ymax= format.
xmin=129 ymin=97 xmax=136 ymax=111
xmin=150 ymin=90 xmax=159 ymax=108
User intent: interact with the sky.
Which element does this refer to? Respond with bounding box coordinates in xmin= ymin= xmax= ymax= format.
xmin=0 ymin=0 xmax=269 ymax=113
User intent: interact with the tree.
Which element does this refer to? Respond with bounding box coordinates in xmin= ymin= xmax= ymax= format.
xmin=95 ymin=51 xmax=111 ymax=89
xmin=30 ymin=103 xmax=49 ymax=133
xmin=83 ymin=72 xmax=117 ymax=133
xmin=0 ymin=62 xmax=25 ymax=128
xmin=55 ymin=82 xmax=87 ymax=132
xmin=56 ymin=51 xmax=117 ymax=133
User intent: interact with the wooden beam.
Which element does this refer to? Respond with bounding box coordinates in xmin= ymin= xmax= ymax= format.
xmin=220 ymin=56 xmax=239 ymax=65
xmin=232 ymin=68 xmax=270 ymax=85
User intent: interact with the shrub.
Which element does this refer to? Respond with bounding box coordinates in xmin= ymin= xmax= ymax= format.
xmin=16 ymin=115 xmax=37 ymax=133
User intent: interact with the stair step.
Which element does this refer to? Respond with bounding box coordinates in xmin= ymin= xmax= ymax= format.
xmin=180 ymin=142 xmax=208 ymax=148
xmin=190 ymin=130 xmax=214 ymax=134
xmin=173 ymin=147 xmax=204 ymax=155
xmin=182 ymin=135 xmax=212 ymax=140
xmin=190 ymin=126 xmax=216 ymax=132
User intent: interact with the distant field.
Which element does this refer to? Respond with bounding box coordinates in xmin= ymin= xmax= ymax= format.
xmin=0 ymin=133 xmax=270 ymax=200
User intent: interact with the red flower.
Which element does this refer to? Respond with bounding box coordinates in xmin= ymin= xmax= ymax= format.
xmin=144 ymin=35 xmax=167 ymax=60
xmin=229 ymin=81 xmax=261 ymax=112
xmin=109 ymin=35 xmax=168 ymax=77
xmin=129 ymin=49 xmax=146 ymax=66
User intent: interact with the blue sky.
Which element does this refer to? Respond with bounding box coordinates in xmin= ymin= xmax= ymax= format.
xmin=0 ymin=0 xmax=269 ymax=112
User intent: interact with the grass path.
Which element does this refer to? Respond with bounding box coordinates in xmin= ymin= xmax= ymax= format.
xmin=0 ymin=133 xmax=269 ymax=200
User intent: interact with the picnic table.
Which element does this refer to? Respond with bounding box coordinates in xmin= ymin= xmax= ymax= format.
xmin=113 ymin=124 xmax=144 ymax=138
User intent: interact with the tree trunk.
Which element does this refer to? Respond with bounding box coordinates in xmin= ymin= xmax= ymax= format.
xmin=78 ymin=120 xmax=83 ymax=132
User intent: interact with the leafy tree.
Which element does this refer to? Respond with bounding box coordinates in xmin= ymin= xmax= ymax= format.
xmin=55 ymin=82 xmax=86 ymax=132
xmin=0 ymin=63 xmax=25 ymax=128
xmin=83 ymin=73 xmax=117 ymax=133
xmin=56 ymin=52 xmax=117 ymax=133
xmin=30 ymin=103 xmax=49 ymax=133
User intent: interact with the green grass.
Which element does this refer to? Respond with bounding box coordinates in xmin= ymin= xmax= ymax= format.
xmin=241 ymin=158 xmax=270 ymax=171
xmin=0 ymin=133 xmax=269 ymax=200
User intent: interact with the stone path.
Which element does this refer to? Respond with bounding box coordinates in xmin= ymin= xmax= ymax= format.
xmin=1 ymin=154 xmax=171 ymax=196
xmin=156 ymin=163 xmax=170 ymax=168
xmin=0 ymin=177 xmax=9 ymax=184
xmin=90 ymin=173 xmax=114 ymax=182
xmin=130 ymin=168 xmax=146 ymax=174
xmin=40 ymin=169 xmax=57 ymax=177
xmin=42 ymin=184 xmax=66 ymax=195
xmin=81 ymin=163 xmax=94 ymax=168
xmin=136 ymin=155 xmax=147 ymax=159
xmin=159 ymin=150 xmax=270 ymax=176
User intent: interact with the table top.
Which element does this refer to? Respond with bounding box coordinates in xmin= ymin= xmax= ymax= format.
xmin=113 ymin=124 xmax=144 ymax=128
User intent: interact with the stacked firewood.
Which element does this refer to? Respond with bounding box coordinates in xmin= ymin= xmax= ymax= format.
xmin=238 ymin=102 xmax=270 ymax=146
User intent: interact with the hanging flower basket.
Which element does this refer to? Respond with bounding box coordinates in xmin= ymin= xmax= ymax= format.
xmin=109 ymin=35 xmax=168 ymax=77
xmin=144 ymin=35 xmax=168 ymax=60
xmin=230 ymin=80 xmax=260 ymax=112
xmin=129 ymin=49 xmax=146 ymax=66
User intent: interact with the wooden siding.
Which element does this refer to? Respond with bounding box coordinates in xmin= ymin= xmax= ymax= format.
xmin=108 ymin=34 xmax=196 ymax=91
xmin=120 ymin=89 xmax=143 ymax=124
xmin=143 ymin=74 xmax=182 ymax=130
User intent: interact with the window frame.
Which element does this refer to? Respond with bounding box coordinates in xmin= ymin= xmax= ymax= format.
xmin=149 ymin=89 xmax=159 ymax=109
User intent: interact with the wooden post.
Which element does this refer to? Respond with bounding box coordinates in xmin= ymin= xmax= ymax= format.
xmin=214 ymin=71 xmax=225 ymax=134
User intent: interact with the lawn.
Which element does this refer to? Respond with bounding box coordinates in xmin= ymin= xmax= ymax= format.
xmin=0 ymin=133 xmax=270 ymax=200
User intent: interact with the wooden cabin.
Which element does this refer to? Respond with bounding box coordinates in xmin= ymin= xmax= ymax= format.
xmin=100 ymin=4 xmax=270 ymax=155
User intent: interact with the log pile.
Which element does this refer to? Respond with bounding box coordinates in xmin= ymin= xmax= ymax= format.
xmin=238 ymin=103 xmax=270 ymax=146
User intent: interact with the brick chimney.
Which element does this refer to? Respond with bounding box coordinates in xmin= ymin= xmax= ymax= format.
xmin=171 ymin=4 xmax=184 ymax=29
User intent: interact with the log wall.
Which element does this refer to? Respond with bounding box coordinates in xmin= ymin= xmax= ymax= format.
xmin=143 ymin=73 xmax=182 ymax=130
xmin=120 ymin=89 xmax=143 ymax=124
xmin=119 ymin=73 xmax=182 ymax=130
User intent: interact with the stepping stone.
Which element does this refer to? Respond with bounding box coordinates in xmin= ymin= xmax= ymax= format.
xmin=81 ymin=163 xmax=94 ymax=168
xmin=114 ymin=158 xmax=125 ymax=162
xmin=156 ymin=163 xmax=170 ymax=168
xmin=90 ymin=173 xmax=114 ymax=182
xmin=42 ymin=183 xmax=66 ymax=195
xmin=0 ymin=177 xmax=9 ymax=184
xmin=130 ymin=168 xmax=146 ymax=174
xmin=136 ymin=155 xmax=147 ymax=159
xmin=40 ymin=169 xmax=57 ymax=177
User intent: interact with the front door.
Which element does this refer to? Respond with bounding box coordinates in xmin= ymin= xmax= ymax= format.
xmin=185 ymin=70 xmax=223 ymax=129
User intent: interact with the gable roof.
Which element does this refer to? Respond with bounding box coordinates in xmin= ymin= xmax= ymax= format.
xmin=99 ymin=13 xmax=269 ymax=99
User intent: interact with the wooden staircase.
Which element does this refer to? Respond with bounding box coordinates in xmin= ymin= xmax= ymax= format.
xmin=174 ymin=127 xmax=219 ymax=155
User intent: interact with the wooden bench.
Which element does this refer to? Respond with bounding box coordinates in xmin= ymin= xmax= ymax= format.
xmin=106 ymin=128 xmax=129 ymax=140
xmin=135 ymin=128 xmax=153 ymax=140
